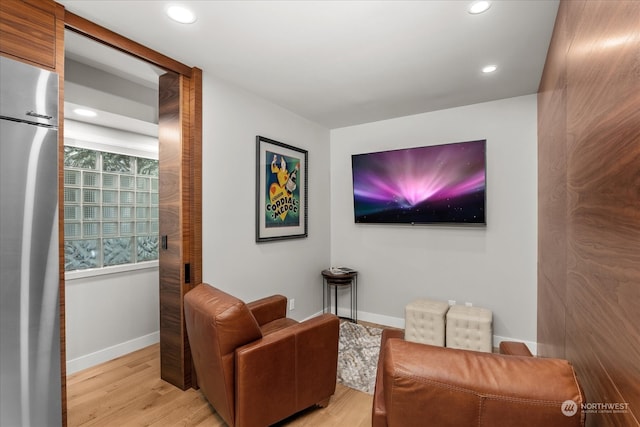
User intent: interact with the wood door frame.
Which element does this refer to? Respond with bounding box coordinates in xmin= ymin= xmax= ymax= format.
xmin=61 ymin=9 xmax=202 ymax=424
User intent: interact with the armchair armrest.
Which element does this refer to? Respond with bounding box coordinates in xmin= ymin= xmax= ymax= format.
xmin=247 ymin=294 xmax=287 ymax=326
xmin=372 ymin=329 xmax=404 ymax=427
xmin=234 ymin=314 xmax=339 ymax=426
xmin=499 ymin=341 xmax=533 ymax=357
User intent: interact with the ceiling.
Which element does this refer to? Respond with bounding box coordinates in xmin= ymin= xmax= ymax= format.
xmin=59 ymin=0 xmax=559 ymax=129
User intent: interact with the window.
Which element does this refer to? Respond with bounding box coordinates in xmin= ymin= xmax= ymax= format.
xmin=63 ymin=146 xmax=159 ymax=271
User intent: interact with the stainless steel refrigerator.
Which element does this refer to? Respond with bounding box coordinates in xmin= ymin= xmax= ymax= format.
xmin=1 ymin=56 xmax=62 ymax=426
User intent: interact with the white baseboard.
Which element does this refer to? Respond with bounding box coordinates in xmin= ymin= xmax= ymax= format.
xmin=357 ymin=310 xmax=405 ymax=329
xmin=303 ymin=310 xmax=325 ymax=321
xmin=66 ymin=331 xmax=159 ymax=375
xmin=305 ymin=309 xmax=406 ymax=329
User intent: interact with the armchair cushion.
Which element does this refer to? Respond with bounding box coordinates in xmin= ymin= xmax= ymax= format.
xmin=235 ymin=314 xmax=339 ymax=426
xmin=246 ymin=294 xmax=287 ymax=326
xmin=259 ymin=317 xmax=299 ymax=336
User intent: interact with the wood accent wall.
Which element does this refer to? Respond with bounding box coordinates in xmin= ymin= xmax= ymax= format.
xmin=0 ymin=0 xmax=58 ymax=69
xmin=538 ymin=1 xmax=640 ymax=426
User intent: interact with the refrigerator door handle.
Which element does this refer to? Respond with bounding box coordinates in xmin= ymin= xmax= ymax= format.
xmin=26 ymin=110 xmax=54 ymax=120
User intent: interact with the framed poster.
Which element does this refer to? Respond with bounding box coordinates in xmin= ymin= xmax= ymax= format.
xmin=255 ymin=135 xmax=308 ymax=242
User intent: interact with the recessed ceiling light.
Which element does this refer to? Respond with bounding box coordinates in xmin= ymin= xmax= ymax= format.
xmin=73 ymin=108 xmax=97 ymax=117
xmin=482 ymin=65 xmax=497 ymax=73
xmin=167 ymin=5 xmax=196 ymax=24
xmin=469 ymin=1 xmax=491 ymax=14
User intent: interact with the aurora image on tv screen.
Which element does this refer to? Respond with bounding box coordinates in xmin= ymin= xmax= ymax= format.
xmin=351 ymin=139 xmax=486 ymax=225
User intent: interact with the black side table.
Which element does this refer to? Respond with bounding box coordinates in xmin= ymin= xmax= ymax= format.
xmin=322 ymin=268 xmax=358 ymax=323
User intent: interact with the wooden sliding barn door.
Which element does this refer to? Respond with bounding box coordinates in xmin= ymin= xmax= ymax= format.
xmin=64 ymin=12 xmax=202 ymax=392
xmin=158 ymin=70 xmax=202 ymax=389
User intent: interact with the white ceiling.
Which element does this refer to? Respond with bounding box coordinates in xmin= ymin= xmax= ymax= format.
xmin=59 ymin=0 xmax=559 ymax=129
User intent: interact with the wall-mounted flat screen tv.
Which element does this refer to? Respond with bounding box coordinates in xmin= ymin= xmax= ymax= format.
xmin=351 ymin=139 xmax=486 ymax=225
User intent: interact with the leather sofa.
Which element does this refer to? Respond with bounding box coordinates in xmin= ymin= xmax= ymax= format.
xmin=184 ymin=283 xmax=340 ymax=427
xmin=373 ymin=329 xmax=585 ymax=427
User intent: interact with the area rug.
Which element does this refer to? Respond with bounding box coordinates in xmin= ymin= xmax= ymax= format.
xmin=337 ymin=321 xmax=383 ymax=394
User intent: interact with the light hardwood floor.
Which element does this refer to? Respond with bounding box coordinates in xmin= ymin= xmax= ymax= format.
xmin=67 ymin=344 xmax=373 ymax=426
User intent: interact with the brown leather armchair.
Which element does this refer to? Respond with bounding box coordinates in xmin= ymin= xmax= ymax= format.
xmin=373 ymin=330 xmax=585 ymax=427
xmin=184 ymin=283 xmax=340 ymax=427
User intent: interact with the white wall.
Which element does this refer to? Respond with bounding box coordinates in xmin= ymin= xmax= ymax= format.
xmin=64 ymin=120 xmax=160 ymax=374
xmin=65 ymin=266 xmax=159 ymax=374
xmin=65 ymin=58 xmax=158 ymax=124
xmin=330 ymin=95 xmax=538 ymax=347
xmin=201 ymin=73 xmax=331 ymax=320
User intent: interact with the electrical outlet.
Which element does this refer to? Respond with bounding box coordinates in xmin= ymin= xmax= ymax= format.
xmin=448 ymin=299 xmax=456 ymax=306
xmin=289 ymin=298 xmax=295 ymax=311
xmin=465 ymin=302 xmax=473 ymax=307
